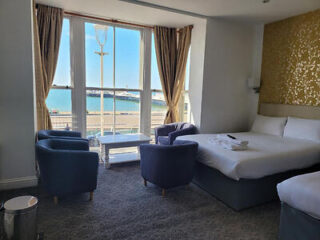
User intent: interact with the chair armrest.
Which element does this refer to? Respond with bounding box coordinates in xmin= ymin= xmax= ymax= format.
xmin=140 ymin=143 xmax=194 ymax=165
xmin=50 ymin=130 xmax=82 ymax=138
xmin=50 ymin=139 xmax=89 ymax=151
xmin=37 ymin=130 xmax=82 ymax=141
xmin=55 ymin=150 xmax=99 ymax=162
xmin=47 ymin=135 xmax=88 ymax=142
xmin=154 ymin=125 xmax=176 ymax=144
xmin=168 ymin=126 xmax=196 ymax=144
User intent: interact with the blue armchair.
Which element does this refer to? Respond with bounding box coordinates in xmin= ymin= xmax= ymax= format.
xmin=37 ymin=130 xmax=87 ymax=142
xmin=140 ymin=140 xmax=198 ymax=196
xmin=155 ymin=122 xmax=197 ymax=145
xmin=35 ymin=139 xmax=99 ymax=204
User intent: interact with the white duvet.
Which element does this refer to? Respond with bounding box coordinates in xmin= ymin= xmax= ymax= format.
xmin=277 ymin=171 xmax=320 ymax=219
xmin=177 ymin=132 xmax=320 ymax=180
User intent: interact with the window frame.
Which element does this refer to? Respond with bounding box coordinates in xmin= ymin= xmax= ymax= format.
xmin=48 ymin=16 xmax=73 ymax=130
xmin=83 ymin=19 xmax=146 ymax=136
xmin=49 ymin=15 xmax=189 ymax=137
xmin=51 ymin=17 xmax=72 ymax=89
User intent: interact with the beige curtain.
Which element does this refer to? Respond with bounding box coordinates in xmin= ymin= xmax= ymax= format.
xmin=154 ymin=25 xmax=192 ymax=124
xmin=33 ymin=4 xmax=63 ymax=130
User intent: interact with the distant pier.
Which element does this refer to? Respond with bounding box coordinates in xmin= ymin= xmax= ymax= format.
xmin=86 ymin=90 xmax=166 ymax=106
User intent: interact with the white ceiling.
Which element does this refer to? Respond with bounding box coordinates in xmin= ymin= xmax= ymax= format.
xmin=137 ymin=0 xmax=320 ymax=23
xmin=37 ymin=0 xmax=205 ymax=28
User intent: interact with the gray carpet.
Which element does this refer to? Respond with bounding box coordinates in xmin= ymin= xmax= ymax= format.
xmin=0 ymin=163 xmax=280 ymax=240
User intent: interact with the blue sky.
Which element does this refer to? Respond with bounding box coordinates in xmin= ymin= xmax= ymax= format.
xmin=54 ymin=18 xmax=189 ymax=90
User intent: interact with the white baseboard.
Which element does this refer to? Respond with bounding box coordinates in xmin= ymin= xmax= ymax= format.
xmin=0 ymin=176 xmax=38 ymax=191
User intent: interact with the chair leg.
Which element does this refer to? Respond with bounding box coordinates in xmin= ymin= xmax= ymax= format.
xmin=53 ymin=196 xmax=58 ymax=205
xmin=144 ymin=179 xmax=147 ymax=187
xmin=89 ymin=191 xmax=94 ymax=201
xmin=162 ymin=189 xmax=166 ymax=197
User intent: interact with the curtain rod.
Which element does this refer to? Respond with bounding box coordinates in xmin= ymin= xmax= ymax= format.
xmin=35 ymin=4 xmax=193 ymax=31
xmin=63 ymin=11 xmax=193 ymax=32
xmin=64 ymin=11 xmax=154 ymax=29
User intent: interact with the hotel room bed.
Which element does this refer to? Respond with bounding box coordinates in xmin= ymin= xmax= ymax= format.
xmin=177 ymin=132 xmax=320 ymax=210
xmin=178 ymin=132 xmax=320 ymax=180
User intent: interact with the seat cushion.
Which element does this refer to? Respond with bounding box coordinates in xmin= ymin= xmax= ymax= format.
xmin=277 ymin=171 xmax=320 ymax=219
xmin=158 ymin=136 xmax=170 ymax=145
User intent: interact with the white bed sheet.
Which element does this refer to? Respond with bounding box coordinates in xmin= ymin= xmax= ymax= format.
xmin=177 ymin=132 xmax=320 ymax=180
xmin=277 ymin=171 xmax=320 ymax=219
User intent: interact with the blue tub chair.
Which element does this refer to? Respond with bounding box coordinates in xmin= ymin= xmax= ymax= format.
xmin=37 ymin=130 xmax=86 ymax=141
xmin=36 ymin=138 xmax=99 ymax=204
xmin=140 ymin=140 xmax=198 ymax=196
xmin=155 ymin=122 xmax=197 ymax=145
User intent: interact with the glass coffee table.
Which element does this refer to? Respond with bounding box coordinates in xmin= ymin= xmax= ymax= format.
xmin=98 ymin=134 xmax=151 ymax=168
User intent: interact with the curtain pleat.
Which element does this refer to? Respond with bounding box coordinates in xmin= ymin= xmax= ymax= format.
xmin=33 ymin=4 xmax=63 ymax=130
xmin=153 ymin=25 xmax=192 ymax=123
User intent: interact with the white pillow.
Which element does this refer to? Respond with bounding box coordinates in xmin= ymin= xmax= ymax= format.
xmin=251 ymin=115 xmax=287 ymax=136
xmin=284 ymin=117 xmax=320 ymax=142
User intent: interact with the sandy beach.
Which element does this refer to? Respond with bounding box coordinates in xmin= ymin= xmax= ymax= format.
xmin=51 ymin=110 xmax=188 ymax=155
xmin=50 ymin=110 xmax=185 ymax=134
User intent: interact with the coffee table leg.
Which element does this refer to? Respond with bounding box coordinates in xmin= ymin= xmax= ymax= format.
xmin=100 ymin=144 xmax=111 ymax=169
xmin=137 ymin=146 xmax=141 ymax=159
xmin=104 ymin=146 xmax=110 ymax=169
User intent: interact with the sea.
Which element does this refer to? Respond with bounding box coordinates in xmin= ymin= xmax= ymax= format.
xmin=46 ymin=89 xmax=166 ymax=113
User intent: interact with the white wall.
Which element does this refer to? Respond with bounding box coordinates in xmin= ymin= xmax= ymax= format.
xmin=187 ymin=20 xmax=207 ymax=129
xmin=198 ymin=18 xmax=262 ymax=133
xmin=0 ymin=0 xmax=37 ymax=190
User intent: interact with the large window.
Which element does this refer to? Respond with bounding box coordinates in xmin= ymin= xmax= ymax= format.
xmin=85 ymin=22 xmax=142 ymax=140
xmin=47 ymin=16 xmax=191 ymax=157
xmin=46 ymin=18 xmax=72 ymax=130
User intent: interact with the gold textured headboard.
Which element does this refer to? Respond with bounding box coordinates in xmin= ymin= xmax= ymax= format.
xmin=259 ymin=9 xmax=320 ymax=107
xmin=260 ymin=103 xmax=320 ymax=119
